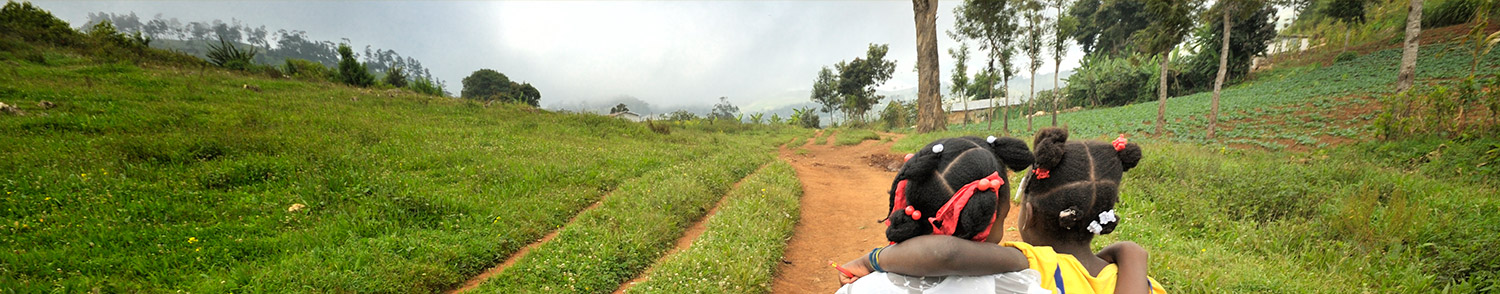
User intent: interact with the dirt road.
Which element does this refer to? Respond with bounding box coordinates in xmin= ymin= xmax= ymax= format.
xmin=772 ymin=132 xmax=1021 ymax=293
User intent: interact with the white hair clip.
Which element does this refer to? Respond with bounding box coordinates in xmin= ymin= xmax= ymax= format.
xmin=1059 ymin=208 xmax=1077 ymax=219
xmin=932 ymin=143 xmax=944 ymax=153
xmin=1098 ymin=210 xmax=1117 ymax=225
xmin=1087 ymin=221 xmax=1103 ymax=234
xmin=986 ymin=136 xmax=997 ymax=144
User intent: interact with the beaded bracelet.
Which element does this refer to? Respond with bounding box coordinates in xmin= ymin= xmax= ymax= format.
xmin=867 ymin=246 xmax=885 ymax=272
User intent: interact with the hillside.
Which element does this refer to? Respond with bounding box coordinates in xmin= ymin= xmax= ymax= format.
xmin=0 ymin=45 xmax=807 ymax=292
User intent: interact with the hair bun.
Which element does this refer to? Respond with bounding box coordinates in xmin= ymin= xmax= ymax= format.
xmin=1117 ymin=143 xmax=1142 ymax=172
xmin=1033 ymin=128 xmax=1069 ymax=170
xmin=988 ymin=136 xmax=1034 ymax=172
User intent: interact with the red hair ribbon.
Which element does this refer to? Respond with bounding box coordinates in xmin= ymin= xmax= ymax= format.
xmin=1112 ymin=134 xmax=1128 ymax=151
xmin=928 ymin=172 xmax=1003 ymax=241
xmin=1034 ymin=168 xmax=1050 ymax=179
xmin=887 ymin=172 xmax=1005 ymax=242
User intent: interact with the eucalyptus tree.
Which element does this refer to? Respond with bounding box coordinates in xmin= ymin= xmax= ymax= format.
xmin=1049 ymin=0 xmax=1076 ymax=126
xmin=1139 ymin=0 xmax=1194 ymax=135
xmin=953 ymin=0 xmax=1020 ymax=132
xmin=914 ymin=0 xmax=947 ymax=132
xmin=1020 ymin=0 xmax=1049 ymax=131
xmin=950 ymin=42 xmax=973 ymax=124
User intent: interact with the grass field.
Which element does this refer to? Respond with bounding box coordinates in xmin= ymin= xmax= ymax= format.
xmin=884 ymin=38 xmax=1500 ymax=292
xmin=0 ymin=47 xmax=807 ymax=292
xmin=627 ymin=160 xmax=802 ymax=293
xmin=898 ymin=41 xmax=1500 ymax=152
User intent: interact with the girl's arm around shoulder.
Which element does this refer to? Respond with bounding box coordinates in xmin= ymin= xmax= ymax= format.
xmin=1098 ymin=241 xmax=1150 ymax=294
xmin=878 ymin=234 xmax=1031 ymax=276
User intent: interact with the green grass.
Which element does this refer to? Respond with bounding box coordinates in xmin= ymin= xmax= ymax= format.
xmin=897 ymin=41 xmax=1500 ymax=153
xmin=833 ymin=128 xmax=881 ymax=146
xmin=1088 ymin=142 xmax=1500 ymax=293
xmin=811 ymin=130 xmax=829 ymax=145
xmin=628 ymin=160 xmax=802 ymax=293
xmin=0 ymin=47 xmax=801 ymax=292
xmin=470 ymin=149 xmax=770 ymax=292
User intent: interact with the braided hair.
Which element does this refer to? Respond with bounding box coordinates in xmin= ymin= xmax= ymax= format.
xmin=885 ymin=136 xmax=1034 ymax=243
xmin=1021 ymin=128 xmax=1143 ymax=243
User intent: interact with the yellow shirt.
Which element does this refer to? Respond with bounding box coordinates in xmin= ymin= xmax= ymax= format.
xmin=1002 ymin=242 xmax=1168 ymax=294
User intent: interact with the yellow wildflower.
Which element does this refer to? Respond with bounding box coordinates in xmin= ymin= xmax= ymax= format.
xmin=188 ymin=237 xmax=199 ymax=244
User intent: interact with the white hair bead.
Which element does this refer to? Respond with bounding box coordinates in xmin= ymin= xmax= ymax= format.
xmin=932 ymin=144 xmax=944 ymax=153
xmin=987 ymin=136 xmax=997 ymax=144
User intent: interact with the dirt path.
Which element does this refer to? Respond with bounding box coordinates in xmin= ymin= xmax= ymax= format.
xmin=771 ymin=131 xmax=1021 ymax=293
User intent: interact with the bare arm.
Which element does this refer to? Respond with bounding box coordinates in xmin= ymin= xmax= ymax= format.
xmin=841 ymin=234 xmax=1030 ymax=279
xmin=1097 ymin=241 xmax=1150 ymax=294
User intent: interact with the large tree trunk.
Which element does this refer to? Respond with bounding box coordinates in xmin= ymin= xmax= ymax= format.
xmin=1155 ymin=53 xmax=1170 ymax=135
xmin=1397 ymin=0 xmax=1423 ymax=93
xmin=913 ymin=0 xmax=946 ymax=133
xmin=1209 ymin=7 xmax=1232 ymax=139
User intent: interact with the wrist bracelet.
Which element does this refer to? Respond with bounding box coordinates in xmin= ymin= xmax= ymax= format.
xmin=868 ymin=246 xmax=885 ymax=272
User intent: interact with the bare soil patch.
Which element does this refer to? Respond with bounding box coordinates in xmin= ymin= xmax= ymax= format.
xmin=771 ymin=133 xmax=1023 ymax=293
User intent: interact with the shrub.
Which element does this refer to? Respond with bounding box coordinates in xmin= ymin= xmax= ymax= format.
xmin=0 ymin=1 xmax=80 ymax=46
xmin=793 ymin=107 xmax=820 ymax=129
xmin=1424 ymin=0 xmax=1486 ymax=28
xmin=335 ymin=43 xmax=374 ymax=87
xmin=1065 ymin=54 xmax=1160 ymax=107
xmin=1334 ymin=51 xmax=1359 ymax=63
xmin=879 ymin=99 xmax=913 ymax=130
xmin=382 ymin=66 xmax=407 ymax=88
xmin=282 ymin=58 xmax=332 ymax=82
xmin=205 ymin=36 xmax=256 ymax=70
xmin=409 ymin=77 xmax=443 ymax=96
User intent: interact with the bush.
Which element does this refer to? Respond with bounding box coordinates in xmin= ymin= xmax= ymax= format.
xmin=409 ymin=77 xmax=443 ymax=96
xmin=205 ymin=36 xmax=256 ymax=70
xmin=282 ymin=58 xmax=332 ymax=82
xmin=0 ymin=1 xmax=81 ymax=46
xmin=335 ymin=43 xmax=374 ymax=87
xmin=1065 ymin=54 xmax=1160 ymax=107
xmin=1334 ymin=51 xmax=1359 ymax=63
xmin=879 ymin=99 xmax=914 ymax=130
xmin=1424 ymin=0 xmax=1487 ymax=28
xmin=382 ymin=66 xmax=407 ymax=88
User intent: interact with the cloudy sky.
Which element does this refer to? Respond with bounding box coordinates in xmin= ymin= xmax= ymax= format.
xmin=36 ymin=1 xmax=1085 ymax=112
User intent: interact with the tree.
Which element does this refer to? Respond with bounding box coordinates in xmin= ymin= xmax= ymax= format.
xmin=1324 ymin=0 xmax=1367 ymax=52
xmin=953 ymin=0 xmax=1020 ymax=132
xmin=336 ymin=43 xmax=375 ymax=87
xmin=518 ymin=83 xmax=540 ymax=107
xmin=610 ymin=103 xmax=630 ymax=114
xmin=1397 ymin=0 xmax=1423 ymax=93
xmin=709 ymin=97 xmax=739 ymax=121
xmin=913 ymin=0 xmax=947 ymax=133
xmin=1139 ymin=0 xmax=1194 ymax=135
xmin=411 ymin=77 xmax=444 ymax=97
xmin=834 ymin=44 xmax=898 ymax=123
xmin=950 ymin=42 xmax=973 ymax=124
xmin=1021 ymin=0 xmax=1050 ymax=131
xmin=810 ymin=66 xmax=842 ymax=124
xmin=461 ymin=69 xmax=512 ymax=101
xmin=1051 ymin=0 xmax=1077 ymax=126
xmin=1206 ymin=0 xmax=1269 ymax=139
xmin=383 ymin=66 xmax=408 ymax=88
xmin=1071 ymin=0 xmax=1153 ymax=57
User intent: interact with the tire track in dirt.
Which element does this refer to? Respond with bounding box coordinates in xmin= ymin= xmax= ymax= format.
xmin=771 ymin=132 xmax=1021 ymax=293
xmin=447 ymin=196 xmax=613 ymax=293
xmin=611 ymin=163 xmax=770 ymax=293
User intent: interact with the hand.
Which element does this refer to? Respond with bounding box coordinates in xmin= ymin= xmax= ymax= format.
xmin=1096 ymin=241 xmax=1147 ymax=264
xmin=836 ymin=257 xmax=873 ymax=285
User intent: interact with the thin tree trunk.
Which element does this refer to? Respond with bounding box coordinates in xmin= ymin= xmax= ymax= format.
xmin=1028 ymin=69 xmax=1036 ymax=131
xmin=1209 ymin=7 xmax=1232 ymax=139
xmin=913 ymin=0 xmax=946 ymax=133
xmin=1052 ymin=62 xmax=1060 ymax=126
xmin=988 ymin=62 xmax=996 ymax=130
xmin=1156 ymin=53 xmax=1170 ymax=135
xmin=1003 ymin=75 xmax=1011 ymax=132
xmin=1398 ymin=0 xmax=1423 ymax=93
